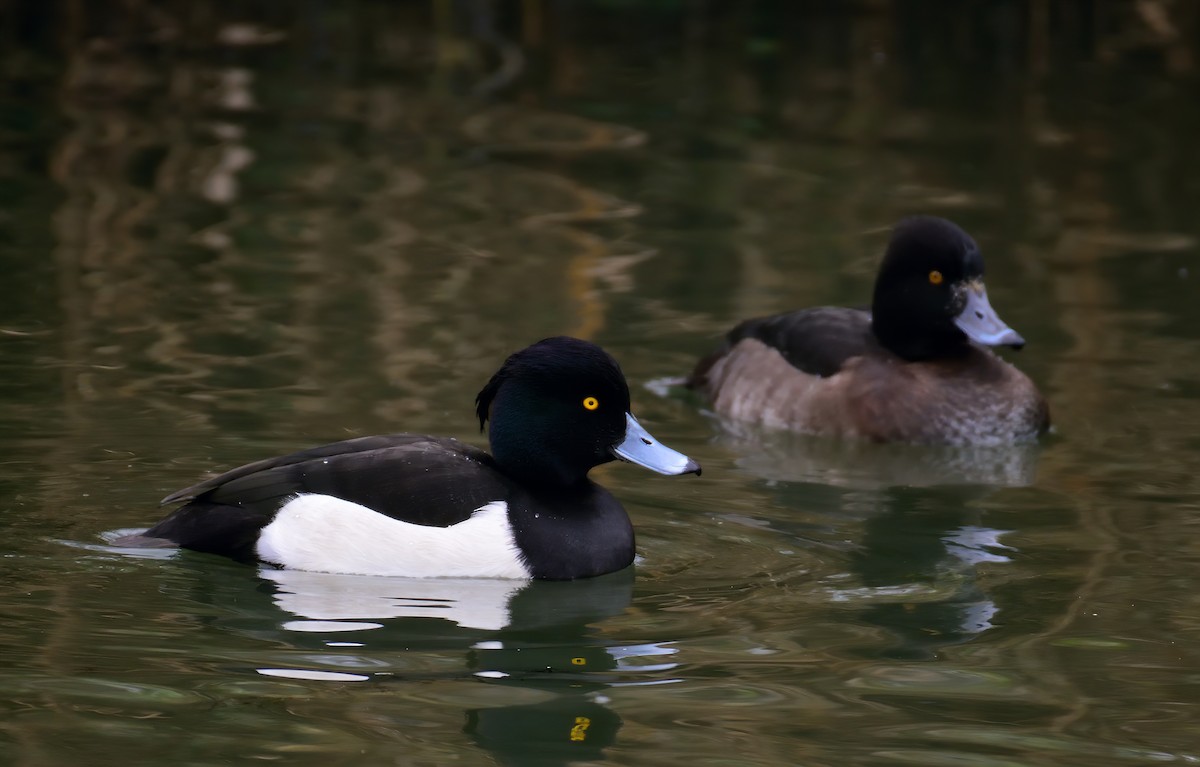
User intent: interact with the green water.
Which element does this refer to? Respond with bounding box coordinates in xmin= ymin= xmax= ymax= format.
xmin=3 ymin=2 xmax=1200 ymax=765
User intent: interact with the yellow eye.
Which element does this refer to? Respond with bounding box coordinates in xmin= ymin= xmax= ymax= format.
xmin=582 ymin=397 xmax=599 ymax=411
xmin=929 ymin=270 xmax=944 ymax=285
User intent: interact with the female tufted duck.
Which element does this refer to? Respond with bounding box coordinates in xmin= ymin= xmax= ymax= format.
xmin=688 ymin=217 xmax=1050 ymax=446
xmin=126 ymin=337 xmax=700 ymax=580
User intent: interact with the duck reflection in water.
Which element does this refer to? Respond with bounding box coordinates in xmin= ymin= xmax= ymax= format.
xmin=465 ymin=697 xmax=620 ymax=767
xmin=698 ymin=417 xmax=1031 ymax=659
xmin=759 ymin=477 xmax=1018 ymax=661
xmin=254 ymin=567 xmax=655 ymax=767
xmin=256 ymin=565 xmax=635 ymax=645
xmin=845 ymin=487 xmax=1015 ymax=660
xmin=712 ymin=419 xmax=1042 ymax=489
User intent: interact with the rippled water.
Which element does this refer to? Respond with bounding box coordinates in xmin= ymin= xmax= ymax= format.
xmin=3 ymin=2 xmax=1200 ymax=765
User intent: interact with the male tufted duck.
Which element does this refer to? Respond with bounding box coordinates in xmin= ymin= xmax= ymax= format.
xmin=689 ymin=217 xmax=1050 ymax=446
xmin=126 ymin=337 xmax=700 ymax=580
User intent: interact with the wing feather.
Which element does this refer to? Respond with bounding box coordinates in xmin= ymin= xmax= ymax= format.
xmin=692 ymin=307 xmax=875 ymax=385
xmin=152 ymin=433 xmax=514 ymax=532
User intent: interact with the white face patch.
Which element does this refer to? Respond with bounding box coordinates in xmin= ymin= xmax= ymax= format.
xmin=256 ymin=495 xmax=531 ymax=580
xmin=260 ymin=568 xmax=527 ymax=631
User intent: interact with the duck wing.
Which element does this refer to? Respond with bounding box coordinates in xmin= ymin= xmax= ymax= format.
xmin=147 ymin=434 xmax=514 ymax=545
xmin=694 ymin=307 xmax=874 ymax=382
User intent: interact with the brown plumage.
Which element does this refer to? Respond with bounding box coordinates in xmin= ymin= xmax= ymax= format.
xmin=689 ymin=218 xmax=1050 ymax=446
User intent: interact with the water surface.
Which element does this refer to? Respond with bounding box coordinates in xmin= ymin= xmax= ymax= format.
xmin=2 ymin=3 xmax=1200 ymax=765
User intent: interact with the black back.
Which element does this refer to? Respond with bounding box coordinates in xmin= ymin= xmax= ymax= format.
xmin=691 ymin=306 xmax=875 ymax=384
xmin=728 ymin=307 xmax=875 ymax=378
xmin=144 ymin=435 xmax=517 ymax=560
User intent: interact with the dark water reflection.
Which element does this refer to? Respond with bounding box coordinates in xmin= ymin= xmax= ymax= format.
xmin=3 ymin=1 xmax=1200 ymax=765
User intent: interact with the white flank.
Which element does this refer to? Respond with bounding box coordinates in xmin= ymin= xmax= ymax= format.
xmin=256 ymin=495 xmax=531 ymax=579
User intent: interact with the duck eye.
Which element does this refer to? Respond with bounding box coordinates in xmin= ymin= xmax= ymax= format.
xmin=929 ymin=270 xmax=944 ymax=285
xmin=582 ymin=396 xmax=599 ymax=411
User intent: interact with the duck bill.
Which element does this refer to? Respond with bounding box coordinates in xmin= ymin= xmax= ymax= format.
xmin=954 ymin=282 xmax=1025 ymax=349
xmin=611 ymin=413 xmax=701 ymax=476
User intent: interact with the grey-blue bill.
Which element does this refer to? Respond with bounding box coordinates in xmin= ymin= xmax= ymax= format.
xmin=955 ymin=282 xmax=1025 ymax=348
xmin=611 ymin=413 xmax=701 ymax=476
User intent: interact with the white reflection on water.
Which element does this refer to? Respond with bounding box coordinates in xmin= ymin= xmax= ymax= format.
xmin=281 ymin=620 xmax=384 ymax=633
xmin=69 ymin=528 xmax=183 ymax=559
xmin=256 ymin=668 xmax=371 ymax=682
xmin=608 ymin=642 xmax=680 ymax=673
xmin=943 ymin=525 xmax=1015 ymax=566
xmin=825 ymin=524 xmax=1017 ymax=639
xmin=260 ymin=568 xmax=528 ymax=631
